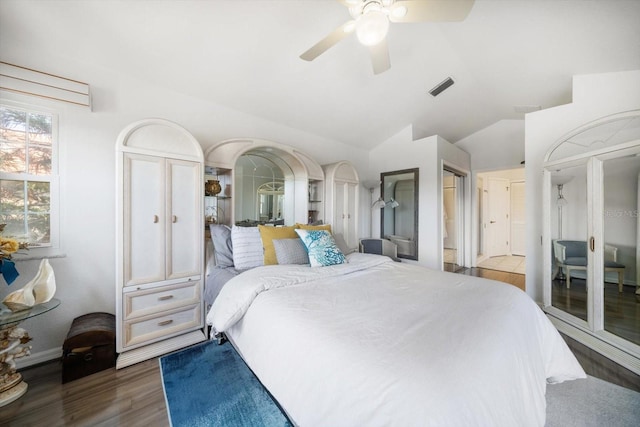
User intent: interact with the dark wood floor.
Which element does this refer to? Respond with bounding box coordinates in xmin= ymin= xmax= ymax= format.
xmin=551 ymin=277 xmax=640 ymax=346
xmin=446 ymin=263 xmax=526 ymax=291
xmin=2 ymin=266 xmax=637 ymax=425
xmin=1 ymin=358 xmax=168 ymax=427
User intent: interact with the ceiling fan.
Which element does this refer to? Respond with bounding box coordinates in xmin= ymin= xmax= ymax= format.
xmin=300 ymin=0 xmax=475 ymax=75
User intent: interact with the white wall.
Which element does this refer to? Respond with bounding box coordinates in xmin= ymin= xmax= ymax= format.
xmin=0 ymin=47 xmax=369 ymax=362
xmin=369 ymin=128 xmax=471 ymax=270
xmin=525 ymin=70 xmax=640 ymax=303
xmin=455 ymin=120 xmax=525 ymax=172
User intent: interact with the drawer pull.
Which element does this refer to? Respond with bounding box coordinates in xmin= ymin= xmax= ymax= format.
xmin=158 ymin=319 xmax=173 ymax=326
xmin=158 ymin=295 xmax=174 ymax=301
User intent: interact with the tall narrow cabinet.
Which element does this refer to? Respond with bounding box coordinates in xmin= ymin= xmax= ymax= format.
xmin=323 ymin=161 xmax=360 ymax=252
xmin=116 ymin=119 xmax=206 ymax=369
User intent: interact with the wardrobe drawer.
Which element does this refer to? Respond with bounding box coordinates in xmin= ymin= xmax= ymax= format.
xmin=124 ymin=281 xmax=200 ymax=319
xmin=122 ymin=304 xmax=201 ymax=348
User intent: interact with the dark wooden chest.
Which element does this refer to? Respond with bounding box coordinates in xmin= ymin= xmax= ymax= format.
xmin=62 ymin=312 xmax=116 ymax=383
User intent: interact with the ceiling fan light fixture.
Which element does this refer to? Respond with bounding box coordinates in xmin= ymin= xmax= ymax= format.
xmin=356 ymin=10 xmax=390 ymax=46
xmin=390 ymin=5 xmax=407 ymax=18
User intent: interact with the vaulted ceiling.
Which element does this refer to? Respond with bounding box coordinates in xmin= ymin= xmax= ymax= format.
xmin=2 ymin=0 xmax=639 ymax=149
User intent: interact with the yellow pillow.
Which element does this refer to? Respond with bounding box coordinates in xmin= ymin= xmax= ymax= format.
xmin=258 ymin=225 xmax=298 ymax=265
xmin=295 ymin=223 xmax=332 ymax=233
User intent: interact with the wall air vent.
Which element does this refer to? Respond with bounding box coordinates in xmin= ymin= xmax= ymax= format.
xmin=429 ymin=77 xmax=454 ymax=97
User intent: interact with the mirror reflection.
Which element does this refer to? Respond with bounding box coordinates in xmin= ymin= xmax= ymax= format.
xmin=235 ymin=151 xmax=290 ymax=226
xmin=381 ymin=168 xmax=419 ymax=260
xmin=545 ymin=110 xmax=640 ymax=349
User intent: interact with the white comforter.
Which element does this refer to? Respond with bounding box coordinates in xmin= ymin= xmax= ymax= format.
xmin=207 ymin=253 xmax=585 ymax=427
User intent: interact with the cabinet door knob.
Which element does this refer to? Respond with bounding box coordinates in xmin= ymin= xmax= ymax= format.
xmin=158 ymin=319 xmax=173 ymax=326
xmin=153 ymin=215 xmax=159 ymax=223
xmin=172 ymin=215 xmax=177 ymax=223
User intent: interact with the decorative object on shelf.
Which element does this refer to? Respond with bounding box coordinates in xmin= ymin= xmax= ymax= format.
xmin=0 ymin=224 xmax=29 ymax=286
xmin=309 ymin=183 xmax=319 ymax=201
xmin=205 ymin=180 xmax=222 ymax=196
xmin=2 ymin=259 xmax=56 ymax=312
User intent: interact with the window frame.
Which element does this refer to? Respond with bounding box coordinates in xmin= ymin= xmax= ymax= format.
xmin=0 ymin=101 xmax=60 ymax=253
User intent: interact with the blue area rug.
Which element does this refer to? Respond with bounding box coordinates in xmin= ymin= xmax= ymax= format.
xmin=160 ymin=340 xmax=293 ymax=427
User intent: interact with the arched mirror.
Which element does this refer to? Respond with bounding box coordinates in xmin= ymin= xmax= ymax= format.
xmin=257 ymin=181 xmax=284 ymax=223
xmin=381 ymin=168 xmax=419 ymax=260
xmin=235 ymin=151 xmax=291 ymax=226
xmin=204 ymin=138 xmax=325 ymax=227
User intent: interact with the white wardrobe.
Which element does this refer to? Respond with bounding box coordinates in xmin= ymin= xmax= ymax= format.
xmin=115 ymin=119 xmax=206 ymax=369
xmin=323 ymin=161 xmax=360 ymax=252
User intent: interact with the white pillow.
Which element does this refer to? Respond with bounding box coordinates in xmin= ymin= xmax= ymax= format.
xmin=231 ymin=226 xmax=264 ymax=270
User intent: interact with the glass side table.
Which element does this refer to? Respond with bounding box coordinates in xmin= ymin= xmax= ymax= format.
xmin=0 ymin=298 xmax=60 ymax=407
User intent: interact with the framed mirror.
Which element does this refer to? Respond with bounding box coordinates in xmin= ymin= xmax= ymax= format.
xmin=381 ymin=168 xmax=419 ymax=260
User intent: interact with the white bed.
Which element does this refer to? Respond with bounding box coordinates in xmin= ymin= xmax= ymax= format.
xmin=207 ymin=252 xmax=585 ymax=426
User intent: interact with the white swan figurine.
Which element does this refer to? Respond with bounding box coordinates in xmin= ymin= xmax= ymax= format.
xmin=2 ymin=259 xmax=56 ymax=312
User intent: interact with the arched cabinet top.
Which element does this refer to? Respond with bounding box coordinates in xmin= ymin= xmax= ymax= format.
xmin=544 ymin=110 xmax=640 ymax=165
xmin=116 ymin=118 xmax=203 ymax=161
xmin=323 ymin=161 xmax=360 ymax=183
xmin=204 ymin=138 xmax=324 ymax=181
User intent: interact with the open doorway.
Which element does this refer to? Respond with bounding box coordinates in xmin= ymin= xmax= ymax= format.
xmin=476 ymin=168 xmax=525 ymax=275
xmin=443 ymin=168 xmax=466 ymax=272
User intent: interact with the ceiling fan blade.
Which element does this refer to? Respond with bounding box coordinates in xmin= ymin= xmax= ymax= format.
xmin=389 ymin=0 xmax=475 ymax=23
xmin=369 ymin=39 xmax=391 ymax=75
xmin=300 ymin=20 xmax=356 ymax=61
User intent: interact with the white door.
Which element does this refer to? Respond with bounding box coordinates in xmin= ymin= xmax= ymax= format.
xmin=443 ymin=187 xmax=456 ymax=249
xmin=124 ymin=153 xmax=165 ymax=286
xmin=332 ymin=181 xmax=359 ymax=251
xmin=166 ymin=159 xmax=201 ymax=280
xmin=333 ymin=182 xmax=346 ymax=240
xmin=488 ymin=178 xmax=510 ymax=257
xmin=510 ymin=181 xmax=526 ymax=256
xmin=345 ymin=182 xmax=357 ymax=250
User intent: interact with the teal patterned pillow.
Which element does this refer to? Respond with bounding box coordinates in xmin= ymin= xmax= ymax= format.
xmin=294 ymin=229 xmax=346 ymax=267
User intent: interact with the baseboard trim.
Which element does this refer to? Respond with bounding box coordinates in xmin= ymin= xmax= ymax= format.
xmin=116 ymin=330 xmax=207 ymax=369
xmin=16 ymin=347 xmax=62 ymax=370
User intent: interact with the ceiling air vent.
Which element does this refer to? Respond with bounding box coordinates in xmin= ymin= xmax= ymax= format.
xmin=429 ymin=77 xmax=454 ymax=97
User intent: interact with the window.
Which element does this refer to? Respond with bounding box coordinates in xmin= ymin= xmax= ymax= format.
xmin=0 ymin=104 xmax=58 ymax=247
